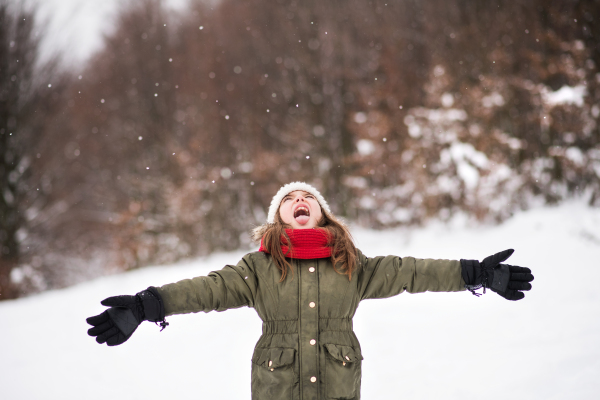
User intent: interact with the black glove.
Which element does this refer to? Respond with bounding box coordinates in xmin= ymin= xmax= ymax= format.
xmin=86 ymin=287 xmax=167 ymax=346
xmin=461 ymin=249 xmax=534 ymax=301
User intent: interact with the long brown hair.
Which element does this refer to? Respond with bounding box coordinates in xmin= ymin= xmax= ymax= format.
xmin=252 ymin=207 xmax=358 ymax=282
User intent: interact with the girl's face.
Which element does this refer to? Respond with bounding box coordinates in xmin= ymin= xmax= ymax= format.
xmin=278 ymin=190 xmax=323 ymax=229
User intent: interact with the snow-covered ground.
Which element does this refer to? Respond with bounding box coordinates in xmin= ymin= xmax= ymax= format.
xmin=2 ymin=199 xmax=599 ymax=399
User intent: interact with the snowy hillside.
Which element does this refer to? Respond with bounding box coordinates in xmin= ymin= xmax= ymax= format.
xmin=2 ymin=199 xmax=599 ymax=399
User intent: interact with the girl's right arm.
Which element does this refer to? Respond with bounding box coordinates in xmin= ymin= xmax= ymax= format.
xmin=86 ymin=253 xmax=259 ymax=346
xmin=157 ymin=252 xmax=259 ymax=316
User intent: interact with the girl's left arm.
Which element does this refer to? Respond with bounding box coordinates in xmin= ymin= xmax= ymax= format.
xmin=356 ymin=250 xmax=465 ymax=300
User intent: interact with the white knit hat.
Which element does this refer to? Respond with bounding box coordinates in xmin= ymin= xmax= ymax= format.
xmin=267 ymin=182 xmax=331 ymax=223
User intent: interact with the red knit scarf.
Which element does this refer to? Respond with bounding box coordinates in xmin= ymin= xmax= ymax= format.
xmin=259 ymin=228 xmax=332 ymax=259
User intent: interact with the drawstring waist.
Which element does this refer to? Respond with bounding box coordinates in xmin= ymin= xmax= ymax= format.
xmin=262 ymin=318 xmax=353 ymax=334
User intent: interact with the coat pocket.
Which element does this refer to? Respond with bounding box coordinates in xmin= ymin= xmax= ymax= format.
xmin=324 ymin=344 xmax=363 ymax=399
xmin=251 ymin=347 xmax=296 ymax=400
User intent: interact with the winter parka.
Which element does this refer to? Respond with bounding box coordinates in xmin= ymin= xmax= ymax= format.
xmin=156 ymin=249 xmax=465 ymax=400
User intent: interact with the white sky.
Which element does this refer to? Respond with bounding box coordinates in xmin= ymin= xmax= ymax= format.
xmin=34 ymin=0 xmax=190 ymax=68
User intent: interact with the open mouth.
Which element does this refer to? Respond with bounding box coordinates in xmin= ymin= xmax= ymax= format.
xmin=294 ymin=206 xmax=310 ymax=224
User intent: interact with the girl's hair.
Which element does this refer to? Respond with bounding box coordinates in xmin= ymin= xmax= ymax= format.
xmin=252 ymin=207 xmax=358 ymax=282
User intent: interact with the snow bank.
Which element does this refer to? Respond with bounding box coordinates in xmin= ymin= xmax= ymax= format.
xmin=1 ymin=199 xmax=599 ymax=399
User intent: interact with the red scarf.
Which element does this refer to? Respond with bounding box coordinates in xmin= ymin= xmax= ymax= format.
xmin=259 ymin=228 xmax=332 ymax=259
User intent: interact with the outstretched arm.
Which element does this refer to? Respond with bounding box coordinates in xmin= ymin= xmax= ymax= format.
xmin=357 ymin=251 xmax=465 ymax=300
xmin=86 ymin=253 xmax=258 ymax=346
xmin=357 ymin=249 xmax=534 ymax=301
xmin=156 ymin=254 xmax=258 ymax=315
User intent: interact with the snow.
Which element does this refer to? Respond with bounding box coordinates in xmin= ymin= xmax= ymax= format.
xmin=444 ymin=142 xmax=489 ymax=189
xmin=357 ymin=139 xmax=376 ymax=156
xmin=354 ymin=112 xmax=368 ymax=124
xmin=482 ymin=91 xmax=505 ymax=108
xmin=1 ymin=199 xmax=600 ymax=399
xmin=565 ymin=147 xmax=585 ymax=167
xmin=542 ymin=85 xmax=587 ymax=107
xmin=441 ymin=92 xmax=454 ymax=107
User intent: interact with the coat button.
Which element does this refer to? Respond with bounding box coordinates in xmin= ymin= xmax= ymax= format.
xmin=309 ymin=302 xmax=315 ymax=308
xmin=269 ymin=360 xmax=272 ymax=367
xmin=309 ymin=267 xmax=315 ymax=272
xmin=345 ymin=356 xmax=350 ymax=360
xmin=310 ymin=376 xmax=317 ymax=383
xmin=310 ymin=339 xmax=316 ymax=345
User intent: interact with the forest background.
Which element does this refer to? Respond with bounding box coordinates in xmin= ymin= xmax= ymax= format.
xmin=1 ymin=0 xmax=599 ymax=299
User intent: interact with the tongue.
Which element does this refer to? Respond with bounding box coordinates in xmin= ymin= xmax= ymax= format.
xmin=295 ymin=215 xmax=310 ymax=225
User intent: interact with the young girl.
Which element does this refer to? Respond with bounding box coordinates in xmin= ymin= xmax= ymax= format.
xmin=87 ymin=181 xmax=534 ymax=400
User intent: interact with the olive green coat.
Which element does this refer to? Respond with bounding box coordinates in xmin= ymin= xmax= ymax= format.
xmin=157 ymin=250 xmax=465 ymax=400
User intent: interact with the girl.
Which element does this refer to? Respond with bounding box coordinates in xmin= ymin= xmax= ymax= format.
xmin=87 ymin=181 xmax=534 ymax=400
